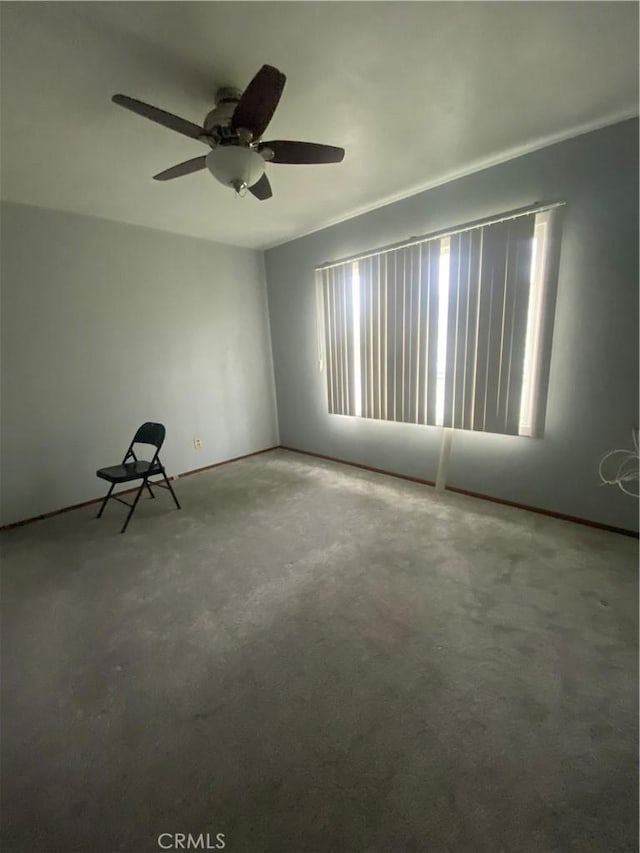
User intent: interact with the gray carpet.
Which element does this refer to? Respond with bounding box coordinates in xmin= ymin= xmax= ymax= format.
xmin=2 ymin=448 xmax=638 ymax=853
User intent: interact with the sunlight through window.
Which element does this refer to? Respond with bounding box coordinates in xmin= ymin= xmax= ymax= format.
xmin=519 ymin=215 xmax=549 ymax=436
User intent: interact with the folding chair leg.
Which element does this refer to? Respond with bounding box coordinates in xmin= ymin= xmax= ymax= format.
xmin=96 ymin=483 xmax=115 ymax=518
xmin=163 ymin=473 xmax=181 ymax=510
xmin=145 ymin=481 xmax=155 ymax=499
xmin=120 ymin=480 xmax=146 ymax=534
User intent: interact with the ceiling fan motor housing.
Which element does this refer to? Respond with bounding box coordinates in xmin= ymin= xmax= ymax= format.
xmin=204 ymin=87 xmax=242 ymax=132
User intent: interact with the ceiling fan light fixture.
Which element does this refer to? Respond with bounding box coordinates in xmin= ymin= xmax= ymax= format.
xmin=205 ymin=147 xmax=266 ymax=193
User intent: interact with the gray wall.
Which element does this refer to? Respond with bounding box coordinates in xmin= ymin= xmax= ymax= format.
xmin=0 ymin=202 xmax=278 ymax=526
xmin=265 ymin=119 xmax=639 ymax=531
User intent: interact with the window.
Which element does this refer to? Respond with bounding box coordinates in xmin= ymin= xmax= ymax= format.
xmin=317 ymin=205 xmax=561 ymax=437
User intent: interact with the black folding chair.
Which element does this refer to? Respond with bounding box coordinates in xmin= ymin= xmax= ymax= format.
xmin=96 ymin=422 xmax=181 ymax=533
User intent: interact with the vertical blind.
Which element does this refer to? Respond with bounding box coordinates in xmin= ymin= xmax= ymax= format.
xmin=322 ymin=262 xmax=356 ymax=416
xmin=444 ymin=215 xmax=534 ymax=433
xmin=319 ymin=207 xmax=550 ymax=436
xmin=320 ymin=242 xmax=440 ymax=420
xmin=357 ymin=243 xmax=441 ymax=423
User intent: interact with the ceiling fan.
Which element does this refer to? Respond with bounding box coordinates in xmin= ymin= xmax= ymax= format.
xmin=112 ymin=64 xmax=345 ymax=200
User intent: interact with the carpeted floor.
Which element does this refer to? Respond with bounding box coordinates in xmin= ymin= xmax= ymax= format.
xmin=2 ymin=448 xmax=638 ymax=853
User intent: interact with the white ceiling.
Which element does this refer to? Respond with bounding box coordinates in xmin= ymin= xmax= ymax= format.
xmin=1 ymin=2 xmax=637 ymax=249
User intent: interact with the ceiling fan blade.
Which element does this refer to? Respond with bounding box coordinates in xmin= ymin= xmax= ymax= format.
xmin=112 ymin=94 xmax=204 ymax=141
xmin=230 ymin=65 xmax=286 ymax=139
xmin=153 ymin=156 xmax=207 ymax=181
xmin=249 ymin=173 xmax=273 ymax=201
xmin=259 ymin=140 xmax=345 ymax=164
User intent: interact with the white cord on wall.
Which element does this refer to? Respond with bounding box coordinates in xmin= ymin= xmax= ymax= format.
xmin=598 ymin=429 xmax=639 ymax=498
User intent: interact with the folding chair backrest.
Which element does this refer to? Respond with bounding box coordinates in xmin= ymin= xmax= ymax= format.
xmin=132 ymin=422 xmax=166 ymax=450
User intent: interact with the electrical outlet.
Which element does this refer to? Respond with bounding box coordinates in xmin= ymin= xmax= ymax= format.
xmin=193 ymin=438 xmax=202 ymax=449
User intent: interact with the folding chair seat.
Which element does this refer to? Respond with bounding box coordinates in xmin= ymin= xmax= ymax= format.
xmin=96 ymin=422 xmax=181 ymax=533
xmin=97 ymin=460 xmax=162 ymax=483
